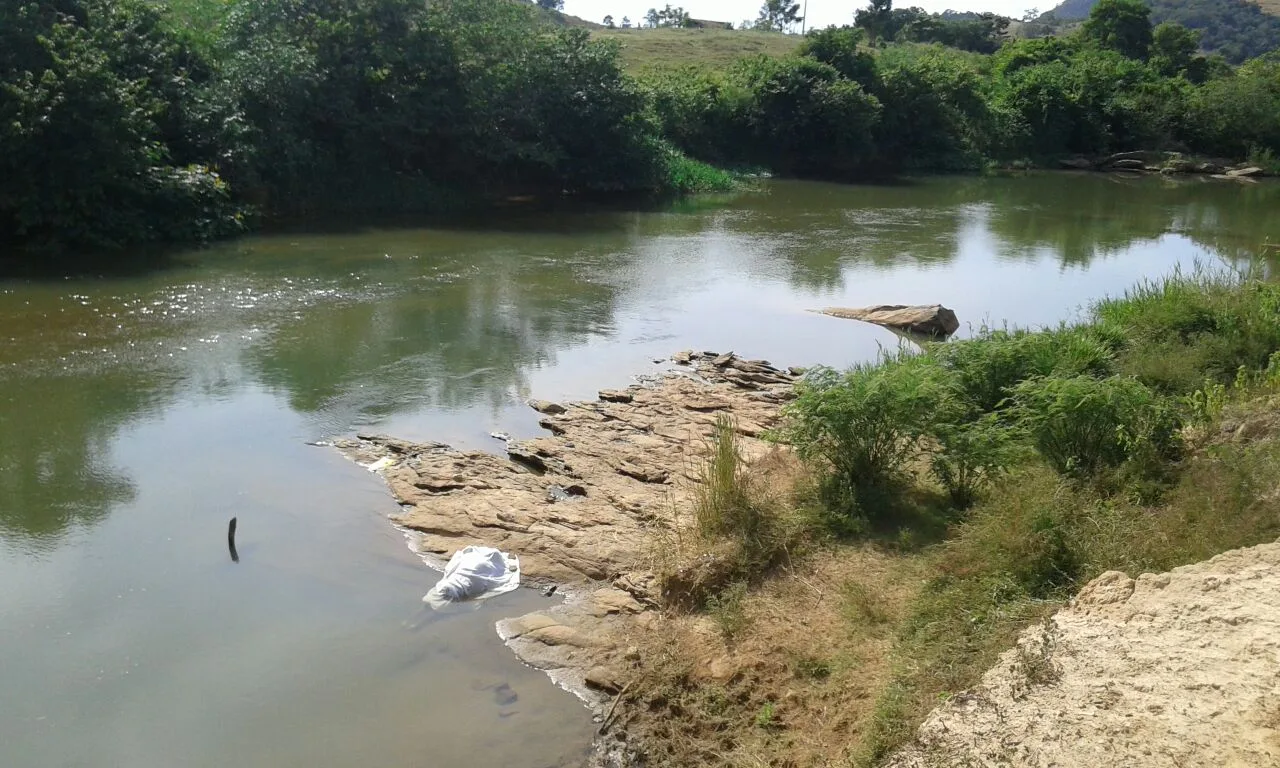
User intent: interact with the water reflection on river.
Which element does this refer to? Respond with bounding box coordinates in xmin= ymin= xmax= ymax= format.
xmin=1 ymin=174 xmax=1276 ymax=767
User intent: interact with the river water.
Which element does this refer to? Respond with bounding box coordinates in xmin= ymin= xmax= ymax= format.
xmin=1 ymin=174 xmax=1276 ymax=767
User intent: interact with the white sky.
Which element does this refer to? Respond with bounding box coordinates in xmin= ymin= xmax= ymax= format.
xmin=564 ymin=0 xmax=1041 ymax=30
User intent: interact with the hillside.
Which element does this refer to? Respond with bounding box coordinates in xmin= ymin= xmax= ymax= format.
xmin=592 ymin=28 xmax=803 ymax=71
xmin=1045 ymin=0 xmax=1280 ymax=61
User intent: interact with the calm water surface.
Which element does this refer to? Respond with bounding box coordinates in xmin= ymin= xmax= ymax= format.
xmin=2 ymin=174 xmax=1277 ymax=767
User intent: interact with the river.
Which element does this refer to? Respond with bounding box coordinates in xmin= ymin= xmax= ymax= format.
xmin=1 ymin=174 xmax=1276 ymax=767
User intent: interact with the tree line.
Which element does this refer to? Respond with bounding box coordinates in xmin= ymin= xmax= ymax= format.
xmin=644 ymin=0 xmax=1280 ymax=177
xmin=3 ymin=0 xmax=1279 ymax=256
xmin=1 ymin=0 xmax=722 ymax=254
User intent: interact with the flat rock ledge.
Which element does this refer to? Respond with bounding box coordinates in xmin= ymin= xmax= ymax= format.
xmin=334 ymin=351 xmax=800 ymax=716
xmin=818 ymin=304 xmax=960 ymax=338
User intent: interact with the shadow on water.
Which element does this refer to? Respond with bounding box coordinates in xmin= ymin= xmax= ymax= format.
xmin=0 ymin=242 xmax=196 ymax=282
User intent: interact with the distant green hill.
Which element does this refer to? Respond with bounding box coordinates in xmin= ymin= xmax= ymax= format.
xmin=1044 ymin=0 xmax=1280 ymax=62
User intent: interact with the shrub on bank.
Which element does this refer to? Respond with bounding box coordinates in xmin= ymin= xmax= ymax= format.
xmin=783 ymin=273 xmax=1278 ymax=529
xmin=1009 ymin=374 xmax=1182 ymax=479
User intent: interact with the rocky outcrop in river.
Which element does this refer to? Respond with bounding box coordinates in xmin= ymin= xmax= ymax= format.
xmin=335 ymin=351 xmax=800 ymax=706
xmin=817 ymin=304 xmax=960 ymax=338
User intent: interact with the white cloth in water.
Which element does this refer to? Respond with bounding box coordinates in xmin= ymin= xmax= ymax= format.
xmin=423 ymin=546 xmax=521 ymax=609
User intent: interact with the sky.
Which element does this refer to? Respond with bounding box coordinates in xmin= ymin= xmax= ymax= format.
xmin=563 ymin=0 xmax=1042 ymax=31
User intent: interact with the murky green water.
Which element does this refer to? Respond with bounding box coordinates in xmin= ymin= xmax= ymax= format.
xmin=1 ymin=174 xmax=1276 ymax=767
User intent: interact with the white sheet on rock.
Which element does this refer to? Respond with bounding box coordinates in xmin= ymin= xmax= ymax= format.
xmin=423 ymin=545 xmax=521 ymax=609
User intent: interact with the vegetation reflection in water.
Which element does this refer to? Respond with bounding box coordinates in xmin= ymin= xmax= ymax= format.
xmin=1 ymin=176 xmax=1278 ymax=549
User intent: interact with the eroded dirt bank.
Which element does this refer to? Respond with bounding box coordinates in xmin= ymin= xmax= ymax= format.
xmin=889 ymin=542 xmax=1280 ymax=768
xmin=334 ymin=351 xmax=800 ymax=711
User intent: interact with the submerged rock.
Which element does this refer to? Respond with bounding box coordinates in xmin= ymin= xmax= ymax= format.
xmin=817 ymin=304 xmax=960 ymax=338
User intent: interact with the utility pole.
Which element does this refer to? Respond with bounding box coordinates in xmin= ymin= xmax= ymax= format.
xmin=801 ymin=0 xmax=808 ymax=34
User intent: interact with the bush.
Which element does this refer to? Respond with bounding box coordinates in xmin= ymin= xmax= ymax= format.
xmin=1182 ymin=58 xmax=1280 ymax=161
xmin=0 ymin=0 xmax=241 ymax=250
xmin=1009 ymin=374 xmax=1182 ymax=479
xmin=871 ymin=46 xmax=992 ymax=170
xmin=782 ymin=355 xmax=955 ymax=516
xmin=929 ymin=413 xmax=1021 ymax=508
xmin=928 ymin=326 xmax=1117 ymax=413
xmin=662 ymin=150 xmax=739 ymax=193
xmin=725 ymin=55 xmax=882 ymax=177
xmin=798 ymin=26 xmax=878 ymax=87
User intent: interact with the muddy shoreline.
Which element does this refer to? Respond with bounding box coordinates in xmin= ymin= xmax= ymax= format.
xmin=334 ymin=351 xmax=801 ymax=756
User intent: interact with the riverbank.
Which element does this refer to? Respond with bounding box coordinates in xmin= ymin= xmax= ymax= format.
xmin=342 ymin=269 xmax=1280 ymax=767
xmin=334 ymin=351 xmax=801 ymax=710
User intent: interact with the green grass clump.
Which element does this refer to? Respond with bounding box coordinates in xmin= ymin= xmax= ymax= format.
xmin=663 ymin=414 xmax=801 ymax=610
xmin=694 ymin=414 xmax=771 ymax=543
xmin=663 ymin=151 xmax=739 ymax=194
xmin=1094 ymin=269 xmax=1280 ymax=393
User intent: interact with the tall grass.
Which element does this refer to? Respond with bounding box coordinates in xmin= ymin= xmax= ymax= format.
xmin=662 ymin=414 xmax=798 ymax=609
xmin=694 ymin=414 xmax=769 ymax=543
xmin=1094 ymin=269 xmax=1280 ymax=393
xmin=663 ymin=150 xmax=739 ymax=194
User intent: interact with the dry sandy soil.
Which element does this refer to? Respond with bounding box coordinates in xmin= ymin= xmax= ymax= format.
xmin=889 ymin=542 xmax=1280 ymax=768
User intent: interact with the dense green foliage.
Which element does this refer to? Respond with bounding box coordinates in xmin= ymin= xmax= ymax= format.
xmin=842 ymin=271 xmax=1280 ymax=765
xmin=4 ymin=0 xmax=1280 ymax=254
xmin=1047 ymin=0 xmax=1280 ymax=64
xmin=1 ymin=0 xmax=711 ymax=254
xmin=646 ymin=0 xmax=1280 ymax=175
xmin=782 ymin=271 xmax=1280 ymax=528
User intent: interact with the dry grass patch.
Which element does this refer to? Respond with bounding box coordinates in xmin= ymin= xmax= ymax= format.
xmin=593 ymin=28 xmax=803 ymax=72
xmin=619 ymin=546 xmax=926 ymax=768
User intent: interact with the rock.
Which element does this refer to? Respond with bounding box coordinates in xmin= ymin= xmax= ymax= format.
xmin=598 ymin=389 xmax=634 ymax=403
xmin=1072 ymin=570 xmax=1135 ymax=611
xmin=590 ymin=588 xmax=644 ymax=617
xmin=502 ymin=613 xmax=563 ymax=638
xmin=1058 ymin=156 xmax=1094 ymax=170
xmin=886 ymin=542 xmax=1280 ymax=768
xmin=1102 ymin=150 xmax=1164 ymax=166
xmin=1161 ymin=158 xmax=1197 ymax=174
xmin=817 ymin=304 xmax=960 ymax=338
xmin=584 ymin=666 xmax=625 ymax=694
xmin=491 ymin=682 xmax=519 ymax=706
xmin=525 ymin=624 xmax=603 ymax=648
xmin=339 ymin=353 xmax=797 ymax=584
xmin=672 ymin=350 xmax=694 ymax=365
xmin=529 ymin=399 xmax=567 ymax=415
xmin=1109 ymin=159 xmax=1148 ymax=170
xmin=1197 ymin=162 xmax=1226 ymax=175
xmin=614 ymin=572 xmax=661 ymax=606
xmin=1227 ymin=166 xmax=1266 ymax=178
xmin=1234 ymin=417 xmax=1272 ymax=442
xmin=698 ymin=655 xmax=739 ymax=682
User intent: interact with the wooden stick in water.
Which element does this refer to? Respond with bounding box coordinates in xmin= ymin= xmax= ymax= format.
xmin=228 ymin=517 xmax=239 ymax=563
